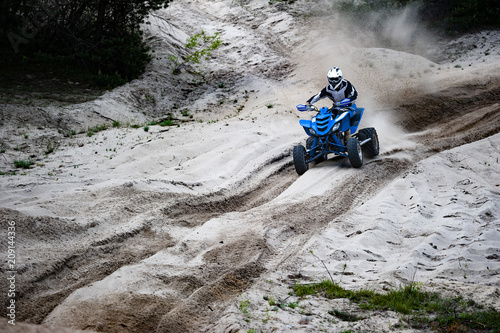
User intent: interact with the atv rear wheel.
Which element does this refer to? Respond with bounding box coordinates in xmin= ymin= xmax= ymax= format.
xmin=347 ymin=137 xmax=363 ymax=168
xmin=293 ymin=145 xmax=309 ymax=175
xmin=358 ymin=127 xmax=379 ymax=157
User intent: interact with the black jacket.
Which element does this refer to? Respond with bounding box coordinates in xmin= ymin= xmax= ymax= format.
xmin=307 ymin=80 xmax=358 ymax=105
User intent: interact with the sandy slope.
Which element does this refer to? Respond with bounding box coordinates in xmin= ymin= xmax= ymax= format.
xmin=1 ymin=0 xmax=500 ymax=332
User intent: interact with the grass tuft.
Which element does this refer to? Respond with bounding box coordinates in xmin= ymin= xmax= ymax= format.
xmin=292 ymin=280 xmax=500 ymax=331
xmin=14 ymin=159 xmax=34 ymax=169
xmin=87 ymin=123 xmax=109 ymax=136
xmin=159 ymin=119 xmax=175 ymax=126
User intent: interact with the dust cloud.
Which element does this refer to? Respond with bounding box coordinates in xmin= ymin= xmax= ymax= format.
xmin=290 ymin=1 xmax=438 ymax=155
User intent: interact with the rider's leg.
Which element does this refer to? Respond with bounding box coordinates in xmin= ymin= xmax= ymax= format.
xmin=345 ymin=128 xmax=351 ymax=142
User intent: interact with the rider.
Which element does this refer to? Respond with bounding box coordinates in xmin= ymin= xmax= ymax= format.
xmin=305 ymin=66 xmax=358 ymax=116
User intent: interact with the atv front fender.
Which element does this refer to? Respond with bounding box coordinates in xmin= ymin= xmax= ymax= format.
xmin=350 ymin=107 xmax=364 ymax=133
xmin=299 ymin=119 xmax=313 ymax=136
xmin=299 ymin=119 xmax=312 ymax=128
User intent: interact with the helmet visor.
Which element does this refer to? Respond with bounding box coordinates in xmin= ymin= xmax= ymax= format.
xmin=328 ymin=77 xmax=341 ymax=85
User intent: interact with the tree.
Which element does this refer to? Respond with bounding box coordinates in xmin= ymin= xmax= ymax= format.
xmin=1 ymin=0 xmax=173 ymax=86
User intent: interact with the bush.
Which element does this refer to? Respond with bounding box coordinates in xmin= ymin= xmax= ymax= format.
xmin=92 ymin=71 xmax=127 ymax=89
xmin=82 ymin=33 xmax=153 ymax=86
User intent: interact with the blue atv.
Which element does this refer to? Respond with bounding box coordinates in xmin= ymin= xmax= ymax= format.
xmin=293 ymin=99 xmax=379 ymax=175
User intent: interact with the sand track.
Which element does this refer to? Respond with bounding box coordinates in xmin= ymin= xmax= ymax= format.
xmin=1 ymin=150 xmax=296 ymax=326
xmin=5 ymin=83 xmax=498 ymax=331
xmin=2 ymin=89 xmax=499 ymax=333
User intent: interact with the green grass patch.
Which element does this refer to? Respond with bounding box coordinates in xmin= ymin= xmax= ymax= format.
xmin=87 ymin=123 xmax=109 ymax=137
xmin=159 ymin=119 xmax=175 ymax=126
xmin=14 ymin=159 xmax=34 ymax=169
xmin=181 ymin=109 xmax=192 ymax=118
xmin=0 ymin=171 xmax=17 ymax=176
xmin=239 ymin=299 xmax=251 ymax=323
xmin=159 ymin=115 xmax=178 ymax=127
xmin=292 ymin=280 xmax=500 ymax=331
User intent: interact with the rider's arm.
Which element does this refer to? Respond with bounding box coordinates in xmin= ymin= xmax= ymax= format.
xmin=306 ymin=87 xmax=328 ymax=105
xmin=344 ymin=81 xmax=358 ymax=103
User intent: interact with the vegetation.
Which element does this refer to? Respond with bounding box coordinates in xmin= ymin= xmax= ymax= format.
xmin=292 ymin=280 xmax=500 ymax=331
xmin=0 ymin=0 xmax=172 ymax=90
xmin=169 ymin=30 xmax=223 ymax=74
xmin=14 ymin=159 xmax=34 ymax=169
xmin=239 ymin=299 xmax=252 ymax=323
xmin=432 ymin=0 xmax=500 ymax=33
xmin=159 ymin=119 xmax=175 ymax=126
xmin=87 ymin=124 xmax=109 ymax=137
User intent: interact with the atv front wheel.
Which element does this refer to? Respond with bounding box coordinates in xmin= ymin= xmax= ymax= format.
xmin=293 ymin=145 xmax=309 ymax=175
xmin=358 ymin=127 xmax=379 ymax=157
xmin=306 ymin=137 xmax=314 ymax=150
xmin=347 ymin=137 xmax=363 ymax=168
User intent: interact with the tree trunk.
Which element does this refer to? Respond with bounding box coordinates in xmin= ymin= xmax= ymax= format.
xmin=95 ymin=0 xmax=110 ymax=41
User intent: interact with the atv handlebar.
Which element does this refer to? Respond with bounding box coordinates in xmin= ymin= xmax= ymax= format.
xmin=297 ymin=101 xmax=351 ymax=112
xmin=296 ymin=104 xmax=318 ymax=112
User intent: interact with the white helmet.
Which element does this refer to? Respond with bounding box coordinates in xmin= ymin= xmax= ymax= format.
xmin=327 ymin=67 xmax=343 ymax=89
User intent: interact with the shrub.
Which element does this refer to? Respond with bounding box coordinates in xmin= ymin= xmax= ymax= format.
xmin=83 ymin=34 xmax=152 ymax=87
xmin=170 ymin=30 xmax=223 ymax=74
